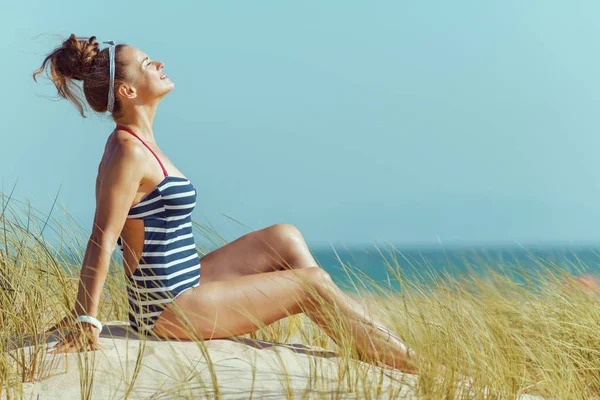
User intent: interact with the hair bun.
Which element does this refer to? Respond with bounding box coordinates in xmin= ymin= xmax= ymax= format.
xmin=33 ymin=33 xmax=125 ymax=118
xmin=55 ymin=34 xmax=100 ymax=81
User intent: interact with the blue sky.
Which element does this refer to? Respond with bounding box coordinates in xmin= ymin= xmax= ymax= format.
xmin=2 ymin=1 xmax=600 ymax=249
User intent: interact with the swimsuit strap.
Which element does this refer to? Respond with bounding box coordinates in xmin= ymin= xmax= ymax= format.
xmin=116 ymin=124 xmax=168 ymax=177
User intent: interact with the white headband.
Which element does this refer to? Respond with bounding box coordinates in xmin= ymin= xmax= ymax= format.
xmin=102 ymin=40 xmax=116 ymax=113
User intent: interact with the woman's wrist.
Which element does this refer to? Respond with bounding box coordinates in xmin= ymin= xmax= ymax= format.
xmin=74 ymin=315 xmax=103 ymax=332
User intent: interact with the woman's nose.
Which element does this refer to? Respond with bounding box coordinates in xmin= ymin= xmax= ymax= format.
xmin=156 ymin=61 xmax=164 ymax=71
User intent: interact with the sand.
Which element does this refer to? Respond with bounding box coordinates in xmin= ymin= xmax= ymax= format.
xmin=6 ymin=322 xmax=543 ymax=399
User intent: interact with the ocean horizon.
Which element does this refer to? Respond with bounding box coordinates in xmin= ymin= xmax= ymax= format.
xmin=47 ymin=241 xmax=600 ymax=294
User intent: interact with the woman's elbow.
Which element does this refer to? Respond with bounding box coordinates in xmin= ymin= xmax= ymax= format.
xmin=88 ymin=233 xmax=118 ymax=257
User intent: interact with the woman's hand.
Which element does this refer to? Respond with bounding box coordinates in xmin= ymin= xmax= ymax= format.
xmin=45 ymin=309 xmax=78 ymax=334
xmin=48 ymin=322 xmax=101 ymax=353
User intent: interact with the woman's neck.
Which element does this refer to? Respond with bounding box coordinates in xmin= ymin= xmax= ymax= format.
xmin=114 ymin=103 xmax=158 ymax=142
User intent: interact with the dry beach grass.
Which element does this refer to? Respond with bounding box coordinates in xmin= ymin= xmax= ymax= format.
xmin=1 ymin=189 xmax=600 ymax=399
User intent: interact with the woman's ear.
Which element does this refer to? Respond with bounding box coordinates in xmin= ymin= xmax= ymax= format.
xmin=117 ymin=83 xmax=136 ymax=100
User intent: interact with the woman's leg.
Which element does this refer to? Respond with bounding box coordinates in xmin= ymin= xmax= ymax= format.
xmin=153 ymin=267 xmax=419 ymax=373
xmin=198 ymin=224 xmax=317 ymax=285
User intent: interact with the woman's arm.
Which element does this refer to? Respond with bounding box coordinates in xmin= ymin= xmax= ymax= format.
xmin=49 ymin=139 xmax=146 ymax=351
xmin=73 ymin=231 xmax=117 ymax=319
xmin=75 ymin=140 xmax=146 ymax=317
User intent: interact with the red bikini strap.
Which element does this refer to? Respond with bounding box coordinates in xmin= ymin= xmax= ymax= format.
xmin=116 ymin=124 xmax=168 ymax=177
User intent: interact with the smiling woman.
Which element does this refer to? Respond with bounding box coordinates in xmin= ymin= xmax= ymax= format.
xmin=32 ymin=34 xmax=174 ymax=119
xmin=32 ymin=33 xmax=422 ymax=374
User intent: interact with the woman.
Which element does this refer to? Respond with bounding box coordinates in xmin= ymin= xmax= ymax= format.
xmin=33 ymin=34 xmax=419 ymax=373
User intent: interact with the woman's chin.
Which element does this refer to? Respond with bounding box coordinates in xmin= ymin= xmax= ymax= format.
xmin=164 ymin=80 xmax=175 ymax=91
xmin=157 ymin=84 xmax=175 ymax=99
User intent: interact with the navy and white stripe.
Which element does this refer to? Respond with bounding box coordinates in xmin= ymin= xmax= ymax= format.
xmin=117 ymin=176 xmax=201 ymax=333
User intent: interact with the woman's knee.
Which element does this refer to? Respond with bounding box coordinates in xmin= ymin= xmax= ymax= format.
xmin=299 ymin=266 xmax=335 ymax=301
xmin=266 ymin=223 xmax=304 ymax=245
xmin=264 ymin=223 xmax=311 ymax=264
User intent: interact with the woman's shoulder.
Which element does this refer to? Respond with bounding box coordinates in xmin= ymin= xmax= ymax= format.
xmin=97 ymin=132 xmax=148 ymax=179
xmin=104 ymin=130 xmax=149 ymax=160
xmin=108 ymin=129 xmax=146 ymax=149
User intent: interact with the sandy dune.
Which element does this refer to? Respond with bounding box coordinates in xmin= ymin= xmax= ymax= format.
xmin=8 ymin=322 xmax=542 ymax=399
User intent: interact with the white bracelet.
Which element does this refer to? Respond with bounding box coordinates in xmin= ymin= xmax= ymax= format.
xmin=74 ymin=315 xmax=103 ymax=332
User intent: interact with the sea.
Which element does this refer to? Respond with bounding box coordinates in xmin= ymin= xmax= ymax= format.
xmin=51 ymin=243 xmax=600 ymax=294
xmin=310 ymin=244 xmax=600 ymax=293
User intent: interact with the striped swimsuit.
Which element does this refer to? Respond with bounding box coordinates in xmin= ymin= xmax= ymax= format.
xmin=115 ymin=124 xmax=201 ymax=334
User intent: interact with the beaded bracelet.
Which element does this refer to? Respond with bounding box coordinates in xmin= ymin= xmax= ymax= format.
xmin=74 ymin=315 xmax=103 ymax=332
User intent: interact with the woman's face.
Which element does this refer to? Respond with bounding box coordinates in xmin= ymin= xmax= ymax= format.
xmin=118 ymin=46 xmax=174 ymax=105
